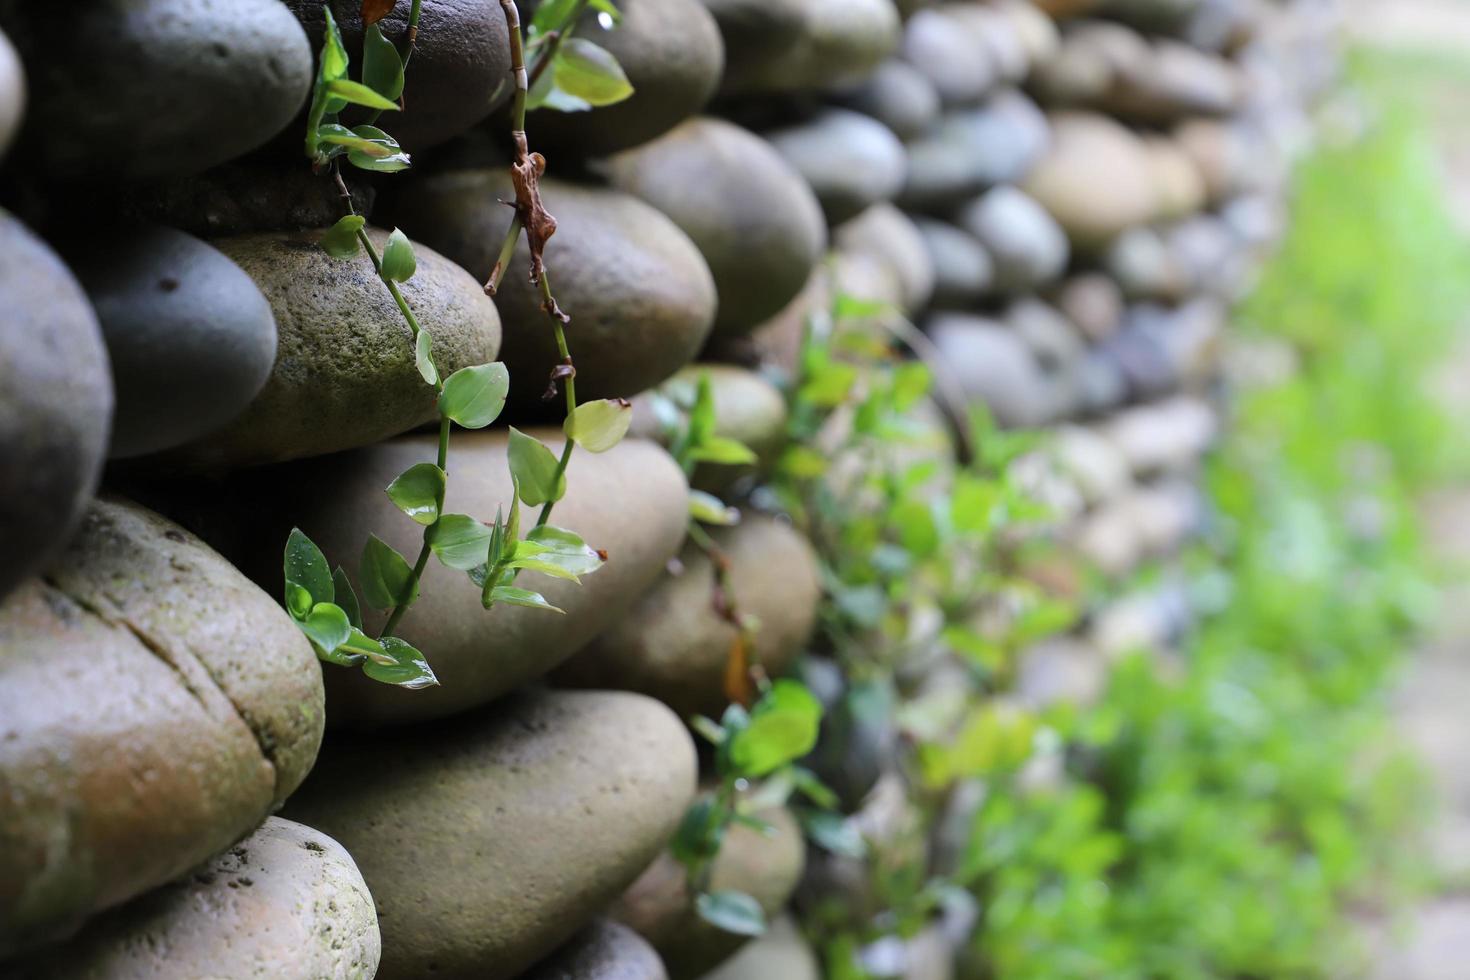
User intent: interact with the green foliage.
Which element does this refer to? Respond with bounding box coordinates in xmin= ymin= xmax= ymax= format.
xmin=438 ymin=363 xmax=510 ymax=429
xmin=508 ymin=427 xmax=567 ymax=506
xmin=564 ymin=398 xmax=632 ymax=452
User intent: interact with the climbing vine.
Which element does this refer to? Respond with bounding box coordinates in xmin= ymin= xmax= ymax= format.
xmin=281 ymin=0 xmax=636 ymax=688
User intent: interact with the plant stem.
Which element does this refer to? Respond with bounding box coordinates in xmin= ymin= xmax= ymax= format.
xmin=335 ymin=167 xmax=449 ymax=639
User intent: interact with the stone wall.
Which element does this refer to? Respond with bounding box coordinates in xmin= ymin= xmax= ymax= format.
xmin=0 ymin=0 xmax=1337 ymax=977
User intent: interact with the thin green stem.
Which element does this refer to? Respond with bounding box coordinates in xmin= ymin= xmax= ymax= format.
xmin=381 ymin=415 xmax=450 ymax=637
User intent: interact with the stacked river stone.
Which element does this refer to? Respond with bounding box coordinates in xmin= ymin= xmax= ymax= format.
xmin=0 ymin=0 xmax=1336 ymax=977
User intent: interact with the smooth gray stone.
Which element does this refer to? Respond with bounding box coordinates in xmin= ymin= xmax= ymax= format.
xmin=899 ymin=91 xmax=1050 ymax=211
xmin=902 ymin=7 xmax=1000 ymax=106
xmin=66 ymin=227 xmax=276 ymax=459
xmin=954 ymin=185 xmax=1069 ymax=294
xmin=765 ymin=109 xmax=908 ymax=225
xmin=522 ymin=919 xmax=668 ymax=980
xmin=915 ymin=218 xmax=994 ymax=308
xmin=0 ymin=211 xmax=111 ymax=601
xmin=0 ymin=0 xmax=312 ymax=180
xmin=926 ymin=314 xmax=1053 ymax=428
xmin=838 ymin=59 xmax=941 ymax=141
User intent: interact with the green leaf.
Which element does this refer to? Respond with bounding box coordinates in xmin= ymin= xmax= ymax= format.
xmin=284 ymin=529 xmax=334 ymax=611
xmin=564 ymin=398 xmax=632 ymax=452
xmin=326 ymin=77 xmax=400 ymax=111
xmin=428 ymin=514 xmax=493 ymax=571
xmin=362 ymin=636 xmax=439 ymax=689
xmin=801 ymin=811 xmax=867 ymax=858
xmin=504 ymin=485 xmax=522 ymax=557
xmin=385 ymin=462 xmax=445 ymax=526
xmin=345 ymin=125 xmax=411 ymax=172
xmin=729 ymin=680 xmax=823 ymax=778
xmin=695 ymin=891 xmax=767 ymax=937
xmin=380 ymin=228 xmax=417 ymax=282
xmin=438 ymin=362 xmax=509 ymax=428
xmin=508 ymin=427 xmax=566 ymax=506
xmin=362 ymin=23 xmax=405 ymax=101
xmin=319 ymin=8 xmax=350 ymax=81
xmin=800 ymin=362 xmax=859 ymax=408
xmin=530 ymin=0 xmax=581 ymax=34
xmin=689 ymin=435 xmax=758 ymax=466
xmin=415 ymin=329 xmax=438 ymax=386
xmin=299 ymin=601 xmax=352 ymax=655
xmin=790 ymin=766 xmax=840 ymax=809
xmin=525 ymin=524 xmax=604 ymax=575
xmin=339 ymin=626 xmax=393 ymax=665
xmin=689 ymin=490 xmax=739 ymax=526
xmin=487 ymin=586 xmax=564 ymax=613
xmin=286 ymin=583 xmax=314 ymax=620
xmin=552 ymin=39 xmax=635 ymax=107
xmin=317 ymin=122 xmax=393 ymax=157
xmin=360 ymin=534 xmax=418 ymax=609
xmin=320 ymin=215 xmax=365 ymax=259
xmin=332 ymin=566 xmax=363 ymax=629
xmin=526 ymin=61 xmax=593 ymax=113
xmin=587 ymin=0 xmax=621 ymax=18
xmin=671 ymin=796 xmax=727 ymax=866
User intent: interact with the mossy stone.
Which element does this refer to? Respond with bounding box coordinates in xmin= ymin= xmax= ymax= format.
xmin=6 ymin=818 xmax=379 ymax=980
xmin=165 ymin=227 xmax=501 ymax=468
xmin=282 ymin=689 xmax=698 ymax=980
xmin=0 ymin=497 xmax=324 ymax=958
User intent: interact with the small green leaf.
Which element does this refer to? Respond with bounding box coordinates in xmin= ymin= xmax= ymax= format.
xmin=362 ymin=636 xmax=439 ymax=689
xmin=380 ymin=228 xmax=417 ymax=282
xmin=505 ymin=557 xmax=582 ymax=582
xmin=530 ymin=0 xmax=581 ymax=34
xmin=326 ymin=77 xmax=400 ymax=111
xmin=386 ymin=463 xmax=446 ymax=526
xmin=689 ymin=490 xmax=739 ymax=525
xmin=689 ymin=435 xmax=757 ymax=466
xmin=360 ymin=534 xmax=418 ymax=609
xmin=526 ymin=524 xmax=603 ymax=575
xmin=415 ymin=330 xmax=438 ymax=386
xmin=438 ymin=363 xmax=510 ymax=428
xmin=695 ymin=891 xmax=766 ymax=937
xmin=345 ymin=124 xmax=410 ymax=172
xmin=508 ymin=427 xmax=566 ymax=506
xmin=552 ymin=39 xmax=635 ymax=107
xmin=284 ymin=529 xmax=334 ymax=609
xmin=299 ymin=601 xmax=352 ymax=655
xmin=339 ymin=626 xmax=393 ymax=664
xmin=729 ymin=680 xmax=823 ymax=777
xmin=487 ymin=586 xmax=564 ymax=613
xmin=428 ymin=514 xmax=493 ymax=571
xmin=362 ymin=22 xmax=405 ymax=101
xmin=564 ymin=398 xmax=632 ymax=452
xmin=286 ymin=584 xmax=313 ymax=620
xmin=671 ymin=796 xmax=727 ymax=867
xmin=319 ymin=8 xmax=350 ymax=81
xmin=587 ymin=0 xmax=621 ymax=18
xmin=801 ymin=811 xmax=867 ymax=858
xmin=332 ymin=566 xmax=363 ymax=629
xmin=319 ymin=216 xmax=365 ymax=259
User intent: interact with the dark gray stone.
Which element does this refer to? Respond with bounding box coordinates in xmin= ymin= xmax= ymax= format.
xmin=954 ymin=186 xmax=1069 ymax=294
xmin=915 ymin=218 xmax=993 ymax=308
xmin=523 ymin=920 xmax=668 ymax=980
xmin=0 ymin=210 xmax=111 ymax=601
xmin=0 ymin=0 xmax=312 ymax=180
xmin=838 ymin=59 xmax=941 ymax=141
xmin=899 ymin=92 xmax=1050 ymax=211
xmin=65 ymin=227 xmax=276 ymax=459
